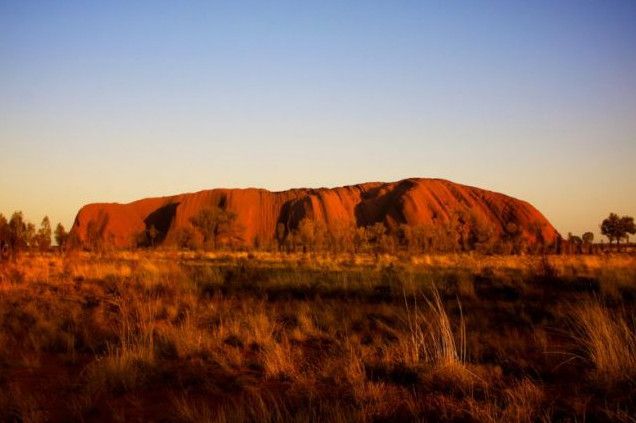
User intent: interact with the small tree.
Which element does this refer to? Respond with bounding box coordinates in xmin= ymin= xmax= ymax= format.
xmin=529 ymin=223 xmax=546 ymax=254
xmin=173 ymin=226 xmax=199 ymax=250
xmin=601 ymin=213 xmax=635 ymax=251
xmin=367 ymin=223 xmax=387 ymax=257
xmin=451 ymin=210 xmax=471 ymax=251
xmin=567 ymin=232 xmax=583 ymax=254
xmin=8 ymin=211 xmax=28 ymax=253
xmin=297 ymin=218 xmax=315 ymax=253
xmin=0 ymin=213 xmax=7 ymax=238
xmin=601 ymin=213 xmax=621 ymax=247
xmin=25 ymin=222 xmax=36 ymax=249
xmin=314 ymin=221 xmax=327 ymax=251
xmin=412 ymin=225 xmax=432 ymax=253
xmin=473 ymin=220 xmax=497 ymax=254
xmin=276 ymin=223 xmax=286 ymax=252
xmin=0 ymin=213 xmax=9 ymax=258
xmin=397 ymin=224 xmax=414 ymax=252
xmin=329 ymin=222 xmax=352 ymax=253
xmin=619 ymin=216 xmax=635 ymax=245
xmin=36 ymin=216 xmax=52 ymax=251
xmin=54 ymin=223 xmax=68 ymax=249
xmin=353 ymin=226 xmax=369 ymax=253
xmin=148 ymin=225 xmax=159 ymax=247
xmin=190 ymin=207 xmax=242 ymax=250
xmin=582 ymin=232 xmax=594 ymax=254
xmin=437 ymin=221 xmax=459 ymax=252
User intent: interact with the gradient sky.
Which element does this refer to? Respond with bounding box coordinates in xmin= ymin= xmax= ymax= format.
xmin=1 ymin=1 xmax=635 ymax=239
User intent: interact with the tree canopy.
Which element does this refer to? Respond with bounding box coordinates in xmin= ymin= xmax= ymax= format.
xmin=190 ymin=207 xmax=243 ymax=250
xmin=601 ymin=213 xmax=635 ymax=248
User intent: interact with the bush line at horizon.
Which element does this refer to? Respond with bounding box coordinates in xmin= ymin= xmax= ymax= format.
xmin=2 ymin=209 xmax=635 ymax=258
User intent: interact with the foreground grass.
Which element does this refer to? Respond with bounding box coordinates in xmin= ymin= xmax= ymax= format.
xmin=0 ymin=251 xmax=634 ymax=422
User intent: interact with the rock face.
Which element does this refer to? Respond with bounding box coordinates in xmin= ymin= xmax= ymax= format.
xmin=69 ymin=178 xmax=559 ymax=249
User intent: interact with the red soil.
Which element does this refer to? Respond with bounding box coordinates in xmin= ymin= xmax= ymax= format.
xmin=69 ymin=178 xmax=559 ymax=248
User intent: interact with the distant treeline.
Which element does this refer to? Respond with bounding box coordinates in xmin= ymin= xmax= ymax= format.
xmin=0 ymin=212 xmax=72 ymax=258
xmin=168 ymin=210 xmax=541 ymax=255
xmin=131 ymin=207 xmax=634 ymax=255
xmin=2 ymin=210 xmax=633 ymax=258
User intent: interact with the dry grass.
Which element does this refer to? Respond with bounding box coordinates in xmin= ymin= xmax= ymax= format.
xmin=401 ymin=288 xmax=466 ymax=369
xmin=0 ymin=251 xmax=634 ymax=421
xmin=570 ymin=299 xmax=636 ymax=385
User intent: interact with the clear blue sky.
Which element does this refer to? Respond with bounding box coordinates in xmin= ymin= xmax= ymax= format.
xmin=1 ymin=1 xmax=635 ymax=239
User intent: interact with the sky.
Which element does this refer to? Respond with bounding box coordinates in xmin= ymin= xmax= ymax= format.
xmin=1 ymin=0 xmax=635 ymax=239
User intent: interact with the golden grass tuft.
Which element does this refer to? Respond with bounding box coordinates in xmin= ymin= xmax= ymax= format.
xmin=402 ymin=288 xmax=466 ymax=368
xmin=570 ymin=299 xmax=636 ymax=385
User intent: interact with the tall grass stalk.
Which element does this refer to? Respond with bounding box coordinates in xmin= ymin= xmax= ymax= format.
xmin=570 ymin=299 xmax=636 ymax=384
xmin=403 ymin=287 xmax=466 ymax=367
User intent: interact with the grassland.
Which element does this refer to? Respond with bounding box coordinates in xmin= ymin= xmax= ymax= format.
xmin=0 ymin=251 xmax=635 ymax=422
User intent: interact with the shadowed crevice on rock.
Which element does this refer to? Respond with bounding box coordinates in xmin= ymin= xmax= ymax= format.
xmin=354 ymin=179 xmax=416 ymax=227
xmin=275 ymin=198 xmax=312 ymax=240
xmin=143 ymin=202 xmax=179 ymax=244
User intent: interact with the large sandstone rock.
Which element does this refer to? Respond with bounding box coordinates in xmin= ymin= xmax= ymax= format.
xmin=69 ymin=178 xmax=559 ymax=249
